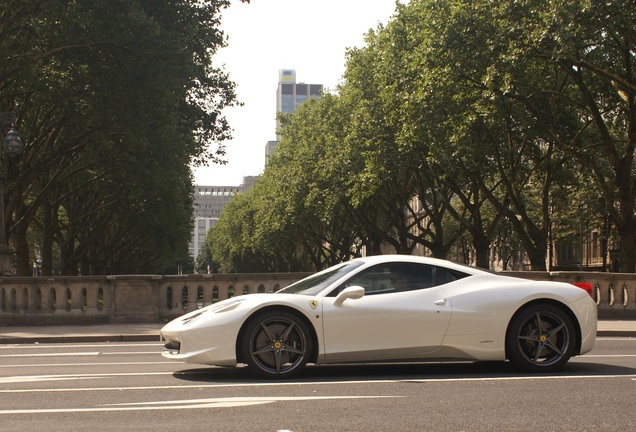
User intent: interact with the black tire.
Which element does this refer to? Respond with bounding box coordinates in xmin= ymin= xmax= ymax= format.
xmin=241 ymin=311 xmax=312 ymax=378
xmin=506 ymin=303 xmax=577 ymax=372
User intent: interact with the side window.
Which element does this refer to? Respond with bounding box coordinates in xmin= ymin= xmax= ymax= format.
xmin=340 ymin=266 xmax=393 ymax=295
xmin=330 ymin=262 xmax=469 ymax=296
xmin=435 ymin=266 xmax=466 ymax=285
xmin=393 ymin=263 xmax=436 ymax=291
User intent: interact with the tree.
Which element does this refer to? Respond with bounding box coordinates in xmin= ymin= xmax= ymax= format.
xmin=212 ymin=0 xmax=634 ymax=274
xmin=388 ymin=0 xmax=606 ymax=270
xmin=537 ymin=0 xmax=636 ymax=272
xmin=1 ymin=0 xmax=246 ymax=274
xmin=195 ymin=240 xmax=217 ymax=274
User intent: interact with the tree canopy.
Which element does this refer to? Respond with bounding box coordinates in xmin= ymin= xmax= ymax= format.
xmin=209 ymin=0 xmax=636 ymax=273
xmin=1 ymin=0 xmax=246 ymax=275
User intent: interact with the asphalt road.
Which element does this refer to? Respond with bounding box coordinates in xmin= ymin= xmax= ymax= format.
xmin=1 ymin=338 xmax=635 ymax=431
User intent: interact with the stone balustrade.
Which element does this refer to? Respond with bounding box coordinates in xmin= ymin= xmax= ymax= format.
xmin=505 ymin=271 xmax=636 ymax=320
xmin=0 ymin=273 xmax=309 ymax=326
xmin=0 ymin=271 xmax=634 ymax=325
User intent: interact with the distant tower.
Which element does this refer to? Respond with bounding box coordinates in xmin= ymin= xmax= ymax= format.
xmin=266 ymin=69 xmax=323 ymax=162
xmin=275 ymin=69 xmax=323 ymax=139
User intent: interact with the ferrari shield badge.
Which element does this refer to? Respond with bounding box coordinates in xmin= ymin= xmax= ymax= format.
xmin=309 ymin=300 xmax=318 ymax=310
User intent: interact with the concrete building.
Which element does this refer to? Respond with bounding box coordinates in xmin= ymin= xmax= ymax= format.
xmin=265 ymin=140 xmax=278 ymax=166
xmin=266 ymin=69 xmax=323 ymax=161
xmin=192 ymin=70 xmax=323 ymax=261
xmin=193 ymin=185 xmax=241 ymax=219
xmin=191 ymin=217 xmax=219 ymax=262
xmin=189 ymin=177 xmax=258 ymax=259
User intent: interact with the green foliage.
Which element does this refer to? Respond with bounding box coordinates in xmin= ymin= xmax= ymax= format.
xmin=0 ymin=0 xmax=244 ymax=274
xmin=195 ymin=240 xmax=218 ymax=274
xmin=211 ymin=0 xmax=636 ymax=272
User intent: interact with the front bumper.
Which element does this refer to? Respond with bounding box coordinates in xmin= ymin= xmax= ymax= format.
xmin=160 ymin=317 xmax=242 ymax=366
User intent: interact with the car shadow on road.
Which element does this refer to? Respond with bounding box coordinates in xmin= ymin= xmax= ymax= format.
xmin=170 ymin=360 xmax=636 ymax=384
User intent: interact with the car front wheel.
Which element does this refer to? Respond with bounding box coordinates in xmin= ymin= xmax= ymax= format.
xmin=241 ymin=311 xmax=312 ymax=378
xmin=506 ymin=304 xmax=577 ymax=372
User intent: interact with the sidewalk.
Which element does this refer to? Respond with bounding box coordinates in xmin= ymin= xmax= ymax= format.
xmin=596 ymin=320 xmax=636 ymax=337
xmin=0 ymin=323 xmax=163 ymax=344
xmin=1 ymin=320 xmax=635 ymax=344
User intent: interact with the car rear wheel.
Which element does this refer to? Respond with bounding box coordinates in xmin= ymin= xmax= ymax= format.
xmin=506 ymin=304 xmax=576 ymax=372
xmin=241 ymin=311 xmax=311 ymax=378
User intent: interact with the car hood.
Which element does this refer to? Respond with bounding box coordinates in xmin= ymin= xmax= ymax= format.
xmin=163 ymin=292 xmax=317 ymax=329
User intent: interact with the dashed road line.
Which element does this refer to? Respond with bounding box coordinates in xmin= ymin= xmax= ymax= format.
xmin=1 ymin=373 xmax=636 ymax=392
xmin=0 ymin=396 xmax=400 ymax=414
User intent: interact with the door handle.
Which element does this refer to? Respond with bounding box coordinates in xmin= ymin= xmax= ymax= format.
xmin=434 ymin=299 xmax=446 ymax=306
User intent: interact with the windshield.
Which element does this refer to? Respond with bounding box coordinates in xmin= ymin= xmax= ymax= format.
xmin=276 ymin=261 xmax=364 ymax=296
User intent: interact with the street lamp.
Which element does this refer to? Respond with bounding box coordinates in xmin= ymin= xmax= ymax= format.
xmin=0 ymin=112 xmax=24 ymax=275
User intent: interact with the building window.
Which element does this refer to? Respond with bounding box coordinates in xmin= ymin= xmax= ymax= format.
xmin=296 ymin=94 xmax=308 ymax=106
xmin=281 ymin=94 xmax=294 ymax=113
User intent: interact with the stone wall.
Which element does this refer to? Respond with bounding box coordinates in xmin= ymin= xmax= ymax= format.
xmin=0 ymin=271 xmax=634 ymax=325
xmin=0 ymin=273 xmax=308 ymax=325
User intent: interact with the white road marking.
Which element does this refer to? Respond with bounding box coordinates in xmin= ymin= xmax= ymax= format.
xmin=2 ymin=375 xmax=109 ymax=383
xmin=104 ymin=395 xmax=397 ymax=407
xmin=0 ymin=343 xmax=163 ymax=350
xmin=1 ymin=374 xmax=635 ymax=393
xmin=0 ymin=350 xmax=160 ymax=358
xmin=402 ymin=374 xmax=636 ymax=383
xmin=0 ymin=361 xmax=173 ymax=368
xmin=0 ymin=396 xmax=399 ymax=414
xmin=580 ymin=354 xmax=636 ymax=358
xmin=0 ymin=352 xmax=100 ymax=358
xmin=0 ymin=371 xmax=173 ymax=384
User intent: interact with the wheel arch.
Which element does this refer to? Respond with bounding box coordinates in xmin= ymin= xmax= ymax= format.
xmin=504 ymin=299 xmax=582 ymax=360
xmin=235 ymin=305 xmax=319 ymax=365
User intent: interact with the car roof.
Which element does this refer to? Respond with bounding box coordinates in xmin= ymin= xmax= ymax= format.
xmin=350 ymin=255 xmax=486 ymax=275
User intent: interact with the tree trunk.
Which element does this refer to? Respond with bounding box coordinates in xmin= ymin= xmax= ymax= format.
xmin=41 ymin=201 xmax=54 ymax=276
xmin=527 ymin=247 xmax=547 ymax=271
xmin=472 ymin=232 xmax=490 ymax=269
xmin=14 ymin=225 xmax=30 ymax=276
xmin=617 ymin=217 xmax=636 ymax=273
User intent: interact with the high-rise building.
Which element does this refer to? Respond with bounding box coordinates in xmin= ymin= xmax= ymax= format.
xmin=189 ymin=177 xmax=257 ymax=260
xmin=266 ymin=69 xmax=323 ymax=161
xmin=192 ymin=71 xmax=324 ymax=263
xmin=265 ymin=140 xmax=278 ymax=166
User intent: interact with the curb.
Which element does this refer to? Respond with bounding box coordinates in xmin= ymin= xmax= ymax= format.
xmin=0 ymin=334 xmax=161 ymax=344
xmin=1 ymin=331 xmax=634 ymax=345
xmin=596 ymin=330 xmax=636 ymax=338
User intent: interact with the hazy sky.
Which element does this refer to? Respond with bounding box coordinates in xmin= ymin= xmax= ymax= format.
xmin=192 ymin=0 xmax=402 ymax=186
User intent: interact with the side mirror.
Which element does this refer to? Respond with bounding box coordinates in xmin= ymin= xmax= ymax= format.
xmin=333 ymin=286 xmax=365 ymax=306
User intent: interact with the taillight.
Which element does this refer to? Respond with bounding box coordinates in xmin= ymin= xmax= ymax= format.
xmin=572 ymin=282 xmax=593 ymax=297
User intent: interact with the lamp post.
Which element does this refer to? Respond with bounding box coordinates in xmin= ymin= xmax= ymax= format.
xmin=0 ymin=112 xmax=24 ymax=275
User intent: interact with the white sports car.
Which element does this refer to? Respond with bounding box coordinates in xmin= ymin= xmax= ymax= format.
xmin=161 ymin=255 xmax=597 ymax=378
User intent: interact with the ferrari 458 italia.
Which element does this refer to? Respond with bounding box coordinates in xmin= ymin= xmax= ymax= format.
xmin=161 ymin=255 xmax=597 ymax=378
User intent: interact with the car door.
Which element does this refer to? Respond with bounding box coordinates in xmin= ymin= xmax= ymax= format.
xmin=320 ymin=262 xmax=453 ymax=363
